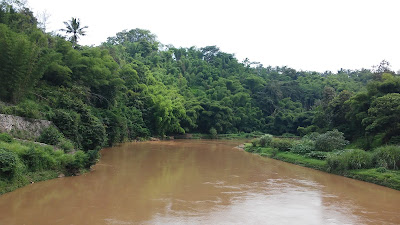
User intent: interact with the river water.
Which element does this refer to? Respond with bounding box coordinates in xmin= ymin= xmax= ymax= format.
xmin=0 ymin=140 xmax=400 ymax=225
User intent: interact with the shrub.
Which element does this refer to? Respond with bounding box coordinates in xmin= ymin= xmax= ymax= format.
xmin=57 ymin=139 xmax=74 ymax=152
xmin=0 ymin=148 xmax=18 ymax=178
xmin=314 ymin=130 xmax=349 ymax=152
xmin=20 ymin=147 xmax=56 ymax=172
xmin=259 ymin=134 xmax=273 ymax=147
xmin=303 ymin=132 xmax=320 ymax=141
xmin=37 ymin=126 xmax=63 ymax=146
xmin=373 ymin=145 xmax=400 ymax=170
xmin=209 ymin=127 xmax=217 ymax=139
xmin=14 ymin=100 xmax=41 ymax=119
xmin=290 ymin=139 xmax=315 ymax=154
xmin=0 ymin=133 xmax=13 ymax=143
xmin=343 ymin=149 xmax=373 ymax=170
xmin=327 ymin=149 xmax=372 ymax=171
xmin=326 ymin=152 xmax=344 ymax=172
xmin=86 ymin=150 xmax=100 ymax=167
xmin=270 ymin=148 xmax=279 ymax=157
xmin=251 ymin=138 xmax=258 ymax=147
xmin=64 ymin=151 xmax=90 ymax=175
xmin=271 ymin=138 xmax=294 ymax=151
xmin=388 ymin=136 xmax=400 ymax=145
xmin=306 ymin=151 xmax=328 ymax=160
xmin=282 ymin=133 xmax=296 ymax=138
xmin=73 ymin=151 xmax=90 ymax=168
xmin=376 ymin=167 xmax=387 ymax=173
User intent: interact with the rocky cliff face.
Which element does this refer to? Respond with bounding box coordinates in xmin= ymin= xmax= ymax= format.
xmin=0 ymin=114 xmax=52 ymax=138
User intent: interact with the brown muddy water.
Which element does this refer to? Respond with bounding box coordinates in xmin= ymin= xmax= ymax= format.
xmin=1 ymin=140 xmax=400 ymax=225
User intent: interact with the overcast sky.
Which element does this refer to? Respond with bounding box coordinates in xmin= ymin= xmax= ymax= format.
xmin=26 ymin=0 xmax=400 ymax=73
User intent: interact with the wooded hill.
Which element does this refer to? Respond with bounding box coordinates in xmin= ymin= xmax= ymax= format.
xmin=1 ymin=2 xmax=399 ymax=153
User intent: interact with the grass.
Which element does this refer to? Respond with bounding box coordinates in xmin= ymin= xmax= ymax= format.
xmin=0 ymin=138 xmax=95 ymax=195
xmin=347 ymin=169 xmax=400 ymax=190
xmin=274 ymin=152 xmax=328 ymax=171
xmin=245 ymin=145 xmax=400 ymax=191
xmin=0 ymin=170 xmax=59 ymax=194
xmin=246 ymin=145 xmax=328 ymax=171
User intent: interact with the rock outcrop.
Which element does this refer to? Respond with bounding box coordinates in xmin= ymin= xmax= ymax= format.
xmin=0 ymin=114 xmax=52 ymax=138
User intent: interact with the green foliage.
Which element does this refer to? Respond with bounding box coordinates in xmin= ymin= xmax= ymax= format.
xmin=259 ymin=134 xmax=273 ymax=147
xmin=251 ymin=138 xmax=258 ymax=147
xmin=0 ymin=133 xmax=13 ymax=143
xmin=58 ymin=138 xmax=74 ymax=152
xmin=0 ymin=148 xmax=18 ymax=178
xmin=19 ymin=147 xmax=56 ymax=172
xmin=0 ymin=24 xmax=43 ymax=103
xmin=209 ymin=127 xmax=217 ymax=139
xmin=37 ymin=126 xmax=63 ymax=146
xmin=305 ymin=151 xmax=328 ymax=160
xmin=373 ymin=145 xmax=400 ymax=170
xmin=376 ymin=167 xmax=387 ymax=173
xmin=303 ymin=132 xmax=320 ymax=141
xmin=327 ymin=149 xmax=372 ymax=171
xmin=314 ymin=130 xmax=349 ymax=152
xmin=290 ymin=139 xmax=315 ymax=154
xmin=271 ymin=138 xmax=295 ymax=151
xmin=13 ymin=100 xmax=42 ymax=118
xmin=3 ymin=3 xmax=400 ymax=194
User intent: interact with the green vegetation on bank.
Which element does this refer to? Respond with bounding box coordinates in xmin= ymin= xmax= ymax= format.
xmin=245 ymin=132 xmax=400 ymax=190
xmin=0 ymin=133 xmax=97 ymax=194
xmin=1 ymin=1 xmax=400 ymax=192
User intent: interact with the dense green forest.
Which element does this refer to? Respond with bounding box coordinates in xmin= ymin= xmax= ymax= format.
xmin=1 ymin=3 xmax=399 ymax=154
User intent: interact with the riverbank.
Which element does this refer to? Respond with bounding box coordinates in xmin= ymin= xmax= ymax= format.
xmin=244 ymin=144 xmax=400 ymax=191
xmin=0 ymin=134 xmax=95 ymax=195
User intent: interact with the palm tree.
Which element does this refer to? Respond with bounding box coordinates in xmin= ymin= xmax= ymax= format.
xmin=60 ymin=17 xmax=88 ymax=46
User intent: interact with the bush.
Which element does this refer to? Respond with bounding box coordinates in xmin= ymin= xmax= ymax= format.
xmin=19 ymin=147 xmax=56 ymax=172
xmin=305 ymin=151 xmax=328 ymax=160
xmin=209 ymin=127 xmax=217 ymax=139
xmin=290 ymin=139 xmax=315 ymax=154
xmin=37 ymin=126 xmax=64 ymax=146
xmin=73 ymin=151 xmax=90 ymax=168
xmin=14 ymin=100 xmax=42 ymax=119
xmin=259 ymin=134 xmax=273 ymax=147
xmin=0 ymin=133 xmax=13 ymax=143
xmin=327 ymin=149 xmax=372 ymax=171
xmin=86 ymin=149 xmax=100 ymax=167
xmin=326 ymin=152 xmax=344 ymax=172
xmin=251 ymin=139 xmax=258 ymax=147
xmin=376 ymin=167 xmax=387 ymax=173
xmin=0 ymin=148 xmax=18 ymax=178
xmin=315 ymin=130 xmax=349 ymax=152
xmin=373 ymin=145 xmax=400 ymax=170
xmin=303 ymin=132 xmax=320 ymax=141
xmin=282 ymin=133 xmax=296 ymax=138
xmin=64 ymin=151 xmax=90 ymax=175
xmin=271 ymin=138 xmax=294 ymax=151
xmin=57 ymin=139 xmax=74 ymax=152
xmin=270 ymin=148 xmax=279 ymax=157
xmin=343 ymin=149 xmax=373 ymax=170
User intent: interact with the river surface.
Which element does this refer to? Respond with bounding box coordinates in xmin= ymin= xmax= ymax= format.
xmin=1 ymin=140 xmax=400 ymax=225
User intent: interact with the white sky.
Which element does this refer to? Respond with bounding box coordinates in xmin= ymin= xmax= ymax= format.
xmin=26 ymin=0 xmax=400 ymax=73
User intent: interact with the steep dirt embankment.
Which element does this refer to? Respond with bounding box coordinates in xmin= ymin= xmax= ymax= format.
xmin=0 ymin=114 xmax=52 ymax=138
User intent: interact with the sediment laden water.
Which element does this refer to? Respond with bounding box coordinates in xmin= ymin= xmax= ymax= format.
xmin=0 ymin=140 xmax=399 ymax=225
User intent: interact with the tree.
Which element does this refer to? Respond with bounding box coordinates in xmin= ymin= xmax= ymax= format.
xmin=60 ymin=17 xmax=88 ymax=47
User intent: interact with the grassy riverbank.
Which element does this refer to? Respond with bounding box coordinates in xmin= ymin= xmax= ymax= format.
xmin=244 ymin=133 xmax=400 ymax=191
xmin=0 ymin=133 xmax=97 ymax=194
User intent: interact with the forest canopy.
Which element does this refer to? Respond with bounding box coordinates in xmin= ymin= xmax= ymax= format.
xmin=1 ymin=1 xmax=399 ymax=152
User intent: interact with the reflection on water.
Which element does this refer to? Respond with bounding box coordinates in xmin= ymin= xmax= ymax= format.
xmin=0 ymin=140 xmax=400 ymax=225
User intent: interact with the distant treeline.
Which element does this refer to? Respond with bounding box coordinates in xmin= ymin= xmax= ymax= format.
xmin=1 ymin=2 xmax=399 ymax=153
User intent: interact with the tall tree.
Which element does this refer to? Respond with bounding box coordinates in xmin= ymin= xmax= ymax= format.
xmin=60 ymin=17 xmax=88 ymax=47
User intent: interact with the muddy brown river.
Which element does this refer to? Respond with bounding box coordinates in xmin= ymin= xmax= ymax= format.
xmin=1 ymin=140 xmax=400 ymax=224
